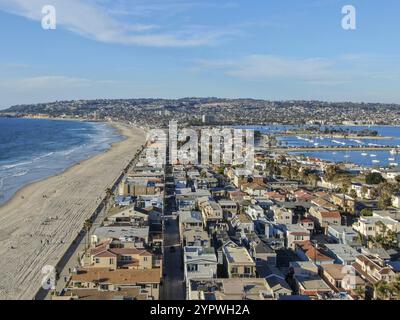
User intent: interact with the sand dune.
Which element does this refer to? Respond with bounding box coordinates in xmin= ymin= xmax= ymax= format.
xmin=0 ymin=122 xmax=146 ymax=300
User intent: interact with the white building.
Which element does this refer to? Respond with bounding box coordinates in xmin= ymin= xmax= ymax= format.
xmin=246 ymin=204 xmax=265 ymax=220
xmin=271 ymin=205 xmax=293 ymax=225
xmin=184 ymin=246 xmax=218 ymax=284
xmin=352 ymin=213 xmax=400 ymax=238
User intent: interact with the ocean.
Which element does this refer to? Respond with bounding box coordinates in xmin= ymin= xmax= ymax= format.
xmin=0 ymin=118 xmax=123 ymax=205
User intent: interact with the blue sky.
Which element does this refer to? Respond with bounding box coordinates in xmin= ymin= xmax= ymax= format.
xmin=0 ymin=0 xmax=400 ymax=108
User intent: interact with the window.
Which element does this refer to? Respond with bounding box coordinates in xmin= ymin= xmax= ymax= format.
xmin=187 ymin=264 xmax=198 ymax=272
xmin=110 ymin=258 xmax=114 ymax=264
xmin=244 ymin=267 xmax=252 ymax=275
xmin=153 ymin=284 xmax=158 ymax=289
xmin=95 ymin=258 xmax=100 ymax=264
xmin=144 ymin=257 xmax=148 ymax=261
xmin=231 ymin=267 xmax=238 ymax=274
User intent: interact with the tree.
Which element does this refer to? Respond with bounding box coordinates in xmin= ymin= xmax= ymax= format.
xmin=366 ymin=172 xmax=385 ymax=185
xmin=354 ymin=286 xmax=365 ymax=300
xmin=360 ymin=208 xmax=373 ymax=217
xmin=83 ymin=219 xmax=93 ymax=250
xmin=349 ymin=189 xmax=357 ymax=199
xmin=378 ymin=193 xmax=392 ymax=209
xmin=374 ymin=281 xmax=390 ymax=300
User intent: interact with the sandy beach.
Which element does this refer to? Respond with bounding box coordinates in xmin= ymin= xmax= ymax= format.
xmin=0 ymin=122 xmax=146 ymax=300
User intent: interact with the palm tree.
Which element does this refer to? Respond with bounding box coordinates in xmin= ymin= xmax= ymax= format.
xmin=374 ymin=281 xmax=390 ymax=300
xmin=354 ymin=286 xmax=365 ymax=300
xmin=83 ymin=219 xmax=93 ymax=250
xmin=105 ymin=187 xmax=113 ymax=199
xmin=389 ymin=276 xmax=400 ymax=299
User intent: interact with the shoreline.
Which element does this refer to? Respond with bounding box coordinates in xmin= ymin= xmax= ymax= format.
xmin=0 ymin=121 xmax=146 ymax=300
xmin=0 ymin=120 xmax=124 ymax=209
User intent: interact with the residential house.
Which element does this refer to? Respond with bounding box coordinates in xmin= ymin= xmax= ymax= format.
xmin=81 ymin=241 xmax=153 ymax=270
xmin=271 ymin=205 xmax=293 ymax=225
xmin=324 ymin=244 xmax=360 ymax=265
xmin=68 ymin=268 xmax=161 ymax=300
xmin=241 ymin=182 xmax=268 ymax=196
xmin=352 ymin=255 xmax=397 ymax=286
xmin=182 ymin=229 xmax=210 ymax=247
xmin=321 ymin=264 xmax=365 ymax=293
xmin=222 ymin=243 xmax=256 ymax=278
xmin=300 ymin=217 xmax=315 ymax=234
xmin=179 ymin=211 xmax=204 ymax=239
xmin=251 ymin=240 xmax=277 ymax=267
xmin=198 ymin=198 xmax=223 ymax=226
xmin=308 ymin=206 xmax=341 ymax=230
xmin=218 ymin=199 xmax=238 ymax=220
xmin=352 ymin=214 xmax=400 ymax=238
xmin=246 ymin=204 xmax=265 ymax=220
xmin=188 ymin=278 xmax=274 ymax=300
xmin=285 ymin=224 xmax=310 ymax=250
xmin=331 ymin=194 xmax=356 ymax=214
xmin=231 ymin=213 xmax=255 ymax=234
xmin=184 ymin=246 xmax=218 ymax=286
xmin=327 ymin=225 xmax=360 ymax=246
xmin=91 ymin=225 xmax=149 ymax=248
xmin=295 ymin=241 xmax=335 ymax=266
xmin=290 ymin=261 xmax=332 ymax=297
xmin=351 ymin=183 xmax=375 ymax=200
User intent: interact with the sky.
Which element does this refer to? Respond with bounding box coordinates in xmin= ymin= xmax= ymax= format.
xmin=0 ymin=0 xmax=400 ymax=108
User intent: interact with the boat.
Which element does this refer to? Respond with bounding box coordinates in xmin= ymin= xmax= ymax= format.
xmin=370 ymin=154 xmax=377 ymax=157
xmin=372 ymin=160 xmax=380 ymax=163
xmin=361 ymin=153 xmax=368 ymax=156
xmin=390 ymin=163 xmax=399 ymax=166
xmin=344 ymin=155 xmax=350 ymax=158
xmin=388 ymin=158 xmax=395 ymax=161
xmin=390 ymin=148 xmax=399 ymax=155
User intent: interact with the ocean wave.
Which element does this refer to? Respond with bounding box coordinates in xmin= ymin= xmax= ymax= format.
xmin=12 ymin=169 xmax=29 ymax=177
xmin=32 ymin=152 xmax=55 ymax=161
xmin=1 ymin=161 xmax=32 ymax=170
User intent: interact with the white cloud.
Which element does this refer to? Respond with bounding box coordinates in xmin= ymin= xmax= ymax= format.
xmin=196 ymin=54 xmax=400 ymax=85
xmin=0 ymin=0 xmax=235 ymax=47
xmin=0 ymin=75 xmax=112 ymax=89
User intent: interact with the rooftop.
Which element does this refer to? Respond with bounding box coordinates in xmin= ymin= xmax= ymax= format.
xmin=223 ymin=245 xmax=255 ymax=265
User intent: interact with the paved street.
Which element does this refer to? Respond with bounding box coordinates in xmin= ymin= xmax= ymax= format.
xmin=162 ymin=215 xmax=185 ymax=300
xmin=161 ymin=164 xmax=185 ymax=300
